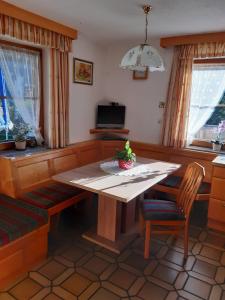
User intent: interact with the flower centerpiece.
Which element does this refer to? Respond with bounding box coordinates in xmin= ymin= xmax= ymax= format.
xmin=12 ymin=122 xmax=30 ymax=150
xmin=115 ymin=140 xmax=136 ymax=170
xmin=211 ymin=120 xmax=225 ymax=151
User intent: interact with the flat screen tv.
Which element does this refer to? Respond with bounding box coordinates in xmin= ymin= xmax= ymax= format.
xmin=96 ymin=105 xmax=126 ymax=129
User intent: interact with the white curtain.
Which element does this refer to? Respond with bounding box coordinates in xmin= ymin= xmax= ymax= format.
xmin=0 ymin=46 xmax=43 ymax=143
xmin=187 ymin=64 xmax=225 ymax=144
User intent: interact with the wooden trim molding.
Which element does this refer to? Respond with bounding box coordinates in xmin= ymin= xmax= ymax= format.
xmin=160 ymin=31 xmax=225 ymax=48
xmin=0 ymin=0 xmax=77 ymax=39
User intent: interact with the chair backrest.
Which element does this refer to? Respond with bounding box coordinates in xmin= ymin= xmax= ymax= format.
xmin=177 ymin=162 xmax=205 ymax=218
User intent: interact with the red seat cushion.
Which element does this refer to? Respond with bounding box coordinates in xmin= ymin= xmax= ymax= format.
xmin=142 ymin=199 xmax=185 ymax=221
xmin=0 ymin=193 xmax=48 ymax=247
xmin=20 ymin=182 xmax=83 ymax=209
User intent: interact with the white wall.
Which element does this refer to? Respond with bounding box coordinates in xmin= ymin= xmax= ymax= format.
xmin=104 ymin=40 xmax=174 ymax=144
xmin=68 ymin=36 xmax=174 ymax=145
xmin=69 ymin=34 xmax=106 ymax=143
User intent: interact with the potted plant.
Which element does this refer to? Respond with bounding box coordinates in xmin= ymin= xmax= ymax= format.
xmin=115 ymin=140 xmax=136 ymax=170
xmin=211 ymin=120 xmax=225 ymax=151
xmin=12 ymin=122 xmax=30 ymax=150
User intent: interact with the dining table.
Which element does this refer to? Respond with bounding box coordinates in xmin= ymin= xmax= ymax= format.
xmin=52 ymin=156 xmax=181 ymax=253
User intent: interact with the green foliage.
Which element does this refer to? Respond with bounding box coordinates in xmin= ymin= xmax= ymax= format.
xmin=115 ymin=140 xmax=136 ymax=162
xmin=12 ymin=122 xmax=30 ymax=142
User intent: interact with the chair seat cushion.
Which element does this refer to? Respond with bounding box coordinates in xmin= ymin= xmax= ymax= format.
xmin=0 ymin=193 xmax=48 ymax=247
xmin=159 ymin=175 xmax=210 ymax=194
xmin=20 ymin=182 xmax=83 ymax=209
xmin=142 ymin=199 xmax=185 ymax=221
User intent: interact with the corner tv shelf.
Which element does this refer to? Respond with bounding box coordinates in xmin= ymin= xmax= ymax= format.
xmin=90 ymin=128 xmax=129 ymax=134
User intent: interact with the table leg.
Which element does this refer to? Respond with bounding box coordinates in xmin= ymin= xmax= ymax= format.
xmin=82 ymin=195 xmax=138 ymax=253
xmin=97 ymin=195 xmax=122 ymax=241
xmin=121 ymin=198 xmax=136 ymax=233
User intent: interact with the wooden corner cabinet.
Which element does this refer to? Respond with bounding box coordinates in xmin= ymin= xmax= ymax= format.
xmin=208 ymin=156 xmax=225 ymax=232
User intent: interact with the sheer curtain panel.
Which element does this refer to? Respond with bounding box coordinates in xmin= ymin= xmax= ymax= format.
xmin=187 ymin=64 xmax=225 ymax=144
xmin=0 ymin=45 xmax=43 ymax=143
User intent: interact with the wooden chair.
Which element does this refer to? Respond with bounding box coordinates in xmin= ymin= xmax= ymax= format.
xmin=140 ymin=162 xmax=205 ymax=259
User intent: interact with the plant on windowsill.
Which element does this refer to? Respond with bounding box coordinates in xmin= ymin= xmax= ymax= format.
xmin=115 ymin=140 xmax=136 ymax=170
xmin=12 ymin=122 xmax=30 ymax=150
xmin=211 ymin=120 xmax=225 ymax=152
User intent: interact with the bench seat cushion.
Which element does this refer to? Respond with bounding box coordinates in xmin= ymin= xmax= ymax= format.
xmin=20 ymin=182 xmax=84 ymax=209
xmin=0 ymin=194 xmax=48 ymax=247
xmin=142 ymin=199 xmax=185 ymax=221
xmin=159 ymin=175 xmax=210 ymax=194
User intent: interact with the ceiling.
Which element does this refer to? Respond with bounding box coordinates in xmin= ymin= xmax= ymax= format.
xmin=5 ymin=0 xmax=225 ymax=45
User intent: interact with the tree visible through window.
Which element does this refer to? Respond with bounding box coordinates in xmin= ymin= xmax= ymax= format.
xmin=0 ymin=43 xmax=42 ymax=144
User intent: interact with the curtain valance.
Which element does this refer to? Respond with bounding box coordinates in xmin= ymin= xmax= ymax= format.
xmin=178 ymin=43 xmax=225 ymax=60
xmin=0 ymin=14 xmax=72 ymax=52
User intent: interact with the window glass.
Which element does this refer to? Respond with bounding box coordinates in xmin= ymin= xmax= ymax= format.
xmin=187 ymin=63 xmax=225 ymax=144
xmin=0 ymin=44 xmax=41 ymax=143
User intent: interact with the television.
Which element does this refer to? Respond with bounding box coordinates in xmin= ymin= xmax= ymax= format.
xmin=96 ymin=105 xmax=126 ymax=129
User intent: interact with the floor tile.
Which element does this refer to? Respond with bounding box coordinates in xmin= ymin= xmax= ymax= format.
xmin=165 ymin=249 xmax=185 ymax=266
xmin=153 ymin=264 xmax=178 ymax=284
xmin=222 ymin=291 xmax=225 ymax=300
xmin=89 ymin=288 xmax=120 ymax=300
xmin=39 ymin=260 xmax=66 ymax=280
xmin=184 ymin=276 xmax=211 ymax=299
xmin=109 ymin=268 xmax=136 ymax=289
xmin=61 ymin=245 xmax=87 ymax=262
xmin=2 ymin=207 xmax=225 ymax=300
xmin=192 ymin=259 xmax=217 ymax=278
xmin=205 ymin=232 xmax=225 ymax=249
xmin=83 ymin=256 xmax=109 ymax=275
xmin=44 ymin=293 xmax=62 ymax=300
xmin=0 ymin=293 xmax=15 ymax=300
xmin=61 ymin=273 xmax=91 ymax=296
xmin=9 ymin=278 xmax=42 ymax=300
xmin=200 ymin=246 xmax=222 ymax=261
xmin=124 ymin=253 xmax=149 ymax=271
xmin=138 ymin=282 xmax=168 ymax=300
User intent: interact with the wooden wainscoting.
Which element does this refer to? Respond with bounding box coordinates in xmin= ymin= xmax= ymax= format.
xmin=0 ymin=139 xmax=217 ymax=199
xmin=130 ymin=141 xmax=215 ymax=183
xmin=0 ymin=140 xmax=102 ymax=198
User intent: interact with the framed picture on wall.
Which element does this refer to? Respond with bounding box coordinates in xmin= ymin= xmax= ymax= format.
xmin=133 ymin=68 xmax=148 ymax=80
xmin=73 ymin=58 xmax=93 ymax=85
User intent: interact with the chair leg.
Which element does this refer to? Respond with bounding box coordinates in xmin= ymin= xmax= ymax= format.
xmin=184 ymin=221 xmax=189 ymax=259
xmin=139 ymin=211 xmax=145 ymax=236
xmin=144 ymin=221 xmax=151 ymax=259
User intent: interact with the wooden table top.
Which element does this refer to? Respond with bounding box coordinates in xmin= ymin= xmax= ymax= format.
xmin=53 ymin=157 xmax=181 ymax=203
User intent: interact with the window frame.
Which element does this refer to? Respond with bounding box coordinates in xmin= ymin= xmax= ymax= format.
xmin=188 ymin=58 xmax=225 ymax=150
xmin=0 ymin=39 xmax=43 ymax=149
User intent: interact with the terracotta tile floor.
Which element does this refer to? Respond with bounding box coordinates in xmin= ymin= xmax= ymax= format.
xmin=1 ymin=202 xmax=225 ymax=300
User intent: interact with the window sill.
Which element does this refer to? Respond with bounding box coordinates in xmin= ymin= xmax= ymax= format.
xmin=0 ymin=146 xmax=49 ymax=158
xmin=186 ymin=145 xmax=225 ymax=155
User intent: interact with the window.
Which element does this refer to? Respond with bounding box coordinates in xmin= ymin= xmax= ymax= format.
xmin=0 ymin=41 xmax=42 ymax=144
xmin=187 ymin=59 xmax=225 ymax=147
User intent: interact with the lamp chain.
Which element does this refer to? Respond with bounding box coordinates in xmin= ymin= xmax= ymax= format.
xmin=145 ymin=12 xmax=148 ymax=44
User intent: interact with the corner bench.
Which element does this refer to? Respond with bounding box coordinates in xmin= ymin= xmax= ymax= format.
xmin=153 ymin=174 xmax=211 ymax=201
xmin=19 ymin=182 xmax=92 ymax=227
xmin=0 ymin=193 xmax=49 ymax=289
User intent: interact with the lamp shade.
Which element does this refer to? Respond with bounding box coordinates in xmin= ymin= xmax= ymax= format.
xmin=120 ymin=44 xmax=165 ymax=72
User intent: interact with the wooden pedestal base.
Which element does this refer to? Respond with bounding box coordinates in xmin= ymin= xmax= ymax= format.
xmin=82 ymin=228 xmax=137 ymax=254
xmin=82 ymin=194 xmax=138 ymax=253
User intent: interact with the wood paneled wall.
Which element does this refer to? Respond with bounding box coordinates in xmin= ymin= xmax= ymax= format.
xmin=0 ymin=140 xmax=217 ymax=198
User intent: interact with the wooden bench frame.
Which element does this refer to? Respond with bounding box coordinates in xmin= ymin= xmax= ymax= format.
xmin=0 ymin=140 xmax=218 ymax=289
xmin=153 ymin=182 xmax=210 ymax=201
xmin=0 ymin=223 xmax=49 ymax=290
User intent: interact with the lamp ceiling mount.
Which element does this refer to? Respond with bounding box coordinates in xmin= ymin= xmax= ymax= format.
xmin=119 ymin=3 xmax=165 ymax=72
